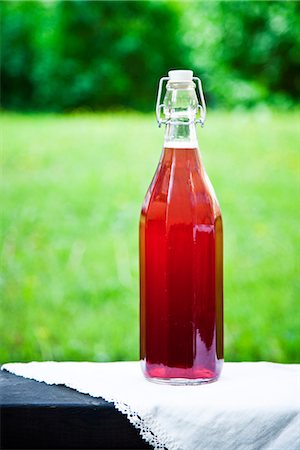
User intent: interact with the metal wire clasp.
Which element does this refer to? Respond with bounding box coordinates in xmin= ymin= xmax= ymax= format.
xmin=155 ymin=76 xmax=207 ymax=128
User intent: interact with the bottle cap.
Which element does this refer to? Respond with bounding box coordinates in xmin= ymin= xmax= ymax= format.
xmin=168 ymin=70 xmax=193 ymax=82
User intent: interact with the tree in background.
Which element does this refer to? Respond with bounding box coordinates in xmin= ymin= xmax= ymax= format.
xmin=184 ymin=1 xmax=300 ymax=108
xmin=1 ymin=1 xmax=187 ymax=111
xmin=1 ymin=2 xmax=41 ymax=110
xmin=1 ymin=0 xmax=300 ymax=111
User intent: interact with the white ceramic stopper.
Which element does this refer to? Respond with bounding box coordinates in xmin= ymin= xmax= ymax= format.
xmin=168 ymin=70 xmax=193 ymax=82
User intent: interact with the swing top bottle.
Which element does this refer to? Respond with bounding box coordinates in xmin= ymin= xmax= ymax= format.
xmin=139 ymin=70 xmax=223 ymax=384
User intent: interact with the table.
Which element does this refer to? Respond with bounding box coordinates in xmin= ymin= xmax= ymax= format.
xmin=0 ymin=369 xmax=151 ymax=449
xmin=2 ymin=361 xmax=299 ymax=450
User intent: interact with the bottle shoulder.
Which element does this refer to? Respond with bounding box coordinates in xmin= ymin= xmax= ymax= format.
xmin=141 ymin=157 xmax=221 ymax=225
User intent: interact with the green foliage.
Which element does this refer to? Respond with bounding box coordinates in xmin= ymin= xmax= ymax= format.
xmin=0 ymin=2 xmax=41 ymax=109
xmin=1 ymin=111 xmax=300 ymax=363
xmin=1 ymin=1 xmax=187 ymax=111
xmin=1 ymin=1 xmax=300 ymax=111
xmin=183 ymin=1 xmax=300 ymax=108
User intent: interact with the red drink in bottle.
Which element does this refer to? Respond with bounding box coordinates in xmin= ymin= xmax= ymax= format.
xmin=140 ymin=70 xmax=223 ymax=384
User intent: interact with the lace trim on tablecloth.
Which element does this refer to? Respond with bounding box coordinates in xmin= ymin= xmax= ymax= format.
xmin=110 ymin=398 xmax=180 ymax=450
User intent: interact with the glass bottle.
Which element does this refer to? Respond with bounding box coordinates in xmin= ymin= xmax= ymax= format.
xmin=139 ymin=70 xmax=223 ymax=384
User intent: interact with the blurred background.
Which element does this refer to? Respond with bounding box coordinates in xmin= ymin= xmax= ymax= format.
xmin=1 ymin=1 xmax=299 ymax=363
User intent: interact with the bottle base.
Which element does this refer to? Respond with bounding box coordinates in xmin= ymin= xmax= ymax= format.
xmin=144 ymin=375 xmax=220 ymax=386
xmin=140 ymin=359 xmax=223 ymax=385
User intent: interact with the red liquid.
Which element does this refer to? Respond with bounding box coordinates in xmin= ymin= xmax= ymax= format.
xmin=140 ymin=147 xmax=223 ymax=382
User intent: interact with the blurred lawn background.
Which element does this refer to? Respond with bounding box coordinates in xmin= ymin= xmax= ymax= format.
xmin=1 ymin=1 xmax=300 ymax=363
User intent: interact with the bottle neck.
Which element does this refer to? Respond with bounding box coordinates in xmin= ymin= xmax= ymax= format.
xmin=164 ymin=122 xmax=198 ymax=149
xmin=162 ymin=80 xmax=199 ymax=149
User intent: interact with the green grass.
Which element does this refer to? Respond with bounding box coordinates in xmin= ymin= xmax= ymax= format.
xmin=1 ymin=110 xmax=300 ymax=363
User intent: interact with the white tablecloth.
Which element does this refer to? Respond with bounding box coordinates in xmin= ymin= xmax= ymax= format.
xmin=2 ymin=361 xmax=300 ymax=450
